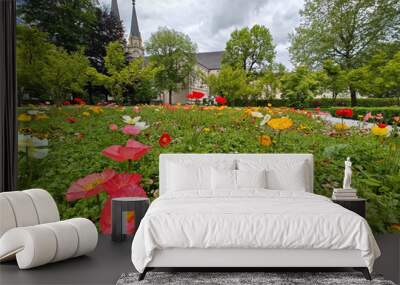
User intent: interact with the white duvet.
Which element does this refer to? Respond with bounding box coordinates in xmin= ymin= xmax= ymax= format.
xmin=131 ymin=190 xmax=380 ymax=273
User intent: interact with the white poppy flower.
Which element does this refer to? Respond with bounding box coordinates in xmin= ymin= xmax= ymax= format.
xmin=18 ymin=133 xmax=49 ymax=159
xmin=122 ymin=115 xmax=141 ymax=125
xmin=31 ymin=148 xmax=49 ymax=159
xmin=251 ymin=111 xmax=264 ymax=118
xmin=135 ymin=121 xmax=149 ymax=131
xmin=260 ymin=114 xmax=272 ymax=126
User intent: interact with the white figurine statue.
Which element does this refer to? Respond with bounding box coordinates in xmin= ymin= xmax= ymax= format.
xmin=343 ymin=157 xmax=352 ymax=190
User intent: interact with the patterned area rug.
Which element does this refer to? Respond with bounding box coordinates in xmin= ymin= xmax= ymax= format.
xmin=116 ymin=272 xmax=395 ymax=285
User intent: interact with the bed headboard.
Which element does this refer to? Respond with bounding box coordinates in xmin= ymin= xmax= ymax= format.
xmin=159 ymin=153 xmax=314 ymax=195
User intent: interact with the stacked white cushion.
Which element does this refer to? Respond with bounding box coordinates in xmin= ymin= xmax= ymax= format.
xmin=0 ymin=189 xmax=98 ymax=269
xmin=24 ymin=188 xmax=60 ymax=223
xmin=0 ymin=226 xmax=57 ymax=268
xmin=64 ymin=218 xmax=98 ymax=257
xmin=0 ymin=196 xmax=17 ymax=237
xmin=1 ymin=191 xmax=40 ymax=227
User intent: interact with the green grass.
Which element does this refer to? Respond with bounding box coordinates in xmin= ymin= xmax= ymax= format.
xmin=17 ymin=105 xmax=400 ymax=233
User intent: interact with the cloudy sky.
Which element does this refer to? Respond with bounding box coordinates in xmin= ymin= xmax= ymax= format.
xmin=99 ymin=0 xmax=304 ymax=69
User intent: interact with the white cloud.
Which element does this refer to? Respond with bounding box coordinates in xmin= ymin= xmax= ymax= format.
xmin=99 ymin=0 xmax=304 ymax=69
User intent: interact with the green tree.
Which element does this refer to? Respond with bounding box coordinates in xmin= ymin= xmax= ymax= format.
xmin=100 ymin=41 xmax=158 ymax=104
xmin=348 ymin=51 xmax=400 ymax=100
xmin=222 ymin=24 xmax=275 ymax=75
xmin=19 ymin=0 xmax=97 ymax=52
xmin=281 ymin=66 xmax=322 ymax=107
xmin=146 ymin=27 xmax=197 ymax=104
xmin=289 ymin=0 xmax=399 ymax=106
xmin=207 ymin=66 xmax=250 ymax=104
xmin=16 ymin=25 xmax=52 ymax=102
xmin=121 ymin=58 xmax=159 ymax=104
xmin=42 ymin=48 xmax=91 ymax=105
xmin=101 ymin=42 xmax=128 ymax=104
xmin=104 ymin=41 xmax=126 ymax=75
xmin=254 ymin=64 xmax=286 ymax=99
xmin=321 ymin=59 xmax=347 ymax=100
xmin=85 ymin=7 xmax=126 ymax=73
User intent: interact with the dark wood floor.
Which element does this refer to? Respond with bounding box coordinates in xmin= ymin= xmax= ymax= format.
xmin=1 ymin=234 xmax=398 ymax=285
xmin=0 ymin=235 xmax=134 ymax=285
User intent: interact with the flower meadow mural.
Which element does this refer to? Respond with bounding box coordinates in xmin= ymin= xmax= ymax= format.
xmin=17 ymin=102 xmax=400 ymax=233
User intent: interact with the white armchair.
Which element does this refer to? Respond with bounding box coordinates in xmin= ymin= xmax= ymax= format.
xmin=0 ymin=189 xmax=98 ymax=269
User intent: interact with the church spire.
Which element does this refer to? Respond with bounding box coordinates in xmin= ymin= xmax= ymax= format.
xmin=111 ymin=0 xmax=120 ymax=21
xmin=130 ymin=0 xmax=141 ymax=39
xmin=127 ymin=0 xmax=144 ymax=60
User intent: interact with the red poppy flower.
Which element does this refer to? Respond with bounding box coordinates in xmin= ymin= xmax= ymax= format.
xmin=122 ymin=125 xmax=141 ymax=136
xmin=215 ymin=96 xmax=227 ymax=105
xmin=109 ymin=124 xmax=118 ymax=131
xmin=102 ymin=173 xmax=142 ymax=196
xmin=66 ymin=168 xmax=116 ymax=201
xmin=66 ymin=117 xmax=77 ymax=123
xmin=101 ymin=139 xmax=151 ymax=162
xmin=99 ymin=173 xmax=147 ymax=234
xmin=377 ymin=123 xmax=387 ymax=128
xmin=187 ymin=91 xmax=205 ymax=100
xmin=159 ymin=132 xmax=172 ymax=147
xmin=335 ymin=109 xmax=353 ymax=118
xmin=73 ymin=97 xmax=86 ymax=105
xmin=63 ymin=101 xmax=71 ymax=105
xmin=163 ymin=104 xmax=178 ymax=111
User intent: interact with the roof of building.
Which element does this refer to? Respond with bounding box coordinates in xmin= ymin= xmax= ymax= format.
xmin=196 ymin=51 xmax=224 ymax=70
xmin=144 ymin=52 xmax=224 ymax=70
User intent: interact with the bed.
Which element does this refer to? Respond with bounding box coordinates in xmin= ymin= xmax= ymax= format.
xmin=131 ymin=154 xmax=380 ymax=281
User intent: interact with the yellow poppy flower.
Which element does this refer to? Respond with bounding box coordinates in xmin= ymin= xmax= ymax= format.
xmin=17 ymin=113 xmax=32 ymax=122
xmin=89 ymin=106 xmax=103 ymax=114
xmin=267 ymin=117 xmax=293 ymax=130
xmin=259 ymin=135 xmax=272 ymax=147
xmin=371 ymin=125 xmax=389 ymax=137
xmin=244 ymin=108 xmax=253 ymax=115
xmin=82 ymin=112 xmax=91 ymax=117
xmin=35 ymin=114 xmax=49 ymax=120
xmin=203 ymin=128 xmax=210 ymax=133
xmin=334 ymin=123 xmax=350 ymax=130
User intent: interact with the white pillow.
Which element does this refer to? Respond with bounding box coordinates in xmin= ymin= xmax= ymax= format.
xmin=236 ymin=169 xmax=267 ymax=189
xmin=167 ymin=163 xmax=211 ymax=191
xmin=211 ymin=168 xmax=237 ymax=190
xmin=266 ymin=166 xmax=307 ymax=191
xmin=238 ymin=159 xmax=308 ymax=191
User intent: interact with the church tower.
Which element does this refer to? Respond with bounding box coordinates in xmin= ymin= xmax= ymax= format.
xmin=111 ymin=0 xmax=120 ymax=21
xmin=127 ymin=0 xmax=144 ymax=60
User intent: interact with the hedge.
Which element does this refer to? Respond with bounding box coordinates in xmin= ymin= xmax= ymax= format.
xmin=325 ymin=107 xmax=400 ymax=124
xmin=230 ymin=98 xmax=400 ymax=108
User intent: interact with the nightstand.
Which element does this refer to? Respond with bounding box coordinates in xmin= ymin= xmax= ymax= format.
xmin=111 ymin=197 xmax=150 ymax=242
xmin=332 ymin=198 xmax=366 ymax=218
